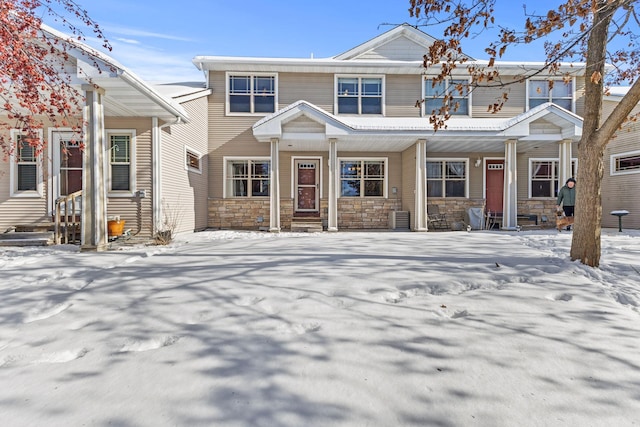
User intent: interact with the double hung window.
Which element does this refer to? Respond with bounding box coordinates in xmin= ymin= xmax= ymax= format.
xmin=426 ymin=159 xmax=467 ymax=198
xmin=225 ymin=158 xmax=270 ymax=197
xmin=339 ymin=159 xmax=386 ymax=197
xmin=10 ymin=130 xmax=42 ymax=197
xmin=108 ymin=131 xmax=135 ymax=194
xmin=336 ymin=76 xmax=383 ymax=115
xmin=530 ymin=159 xmax=577 ymax=197
xmin=528 ymin=79 xmax=573 ymax=111
xmin=228 ymin=74 xmax=276 ymax=114
xmin=423 ymin=78 xmax=469 ymax=116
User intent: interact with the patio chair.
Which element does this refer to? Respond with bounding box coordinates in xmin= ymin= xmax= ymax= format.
xmin=427 ymin=204 xmax=450 ymax=230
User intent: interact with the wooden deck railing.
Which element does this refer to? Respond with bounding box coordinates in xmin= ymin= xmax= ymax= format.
xmin=54 ymin=190 xmax=82 ymax=244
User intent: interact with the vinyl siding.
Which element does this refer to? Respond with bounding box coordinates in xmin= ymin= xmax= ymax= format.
xmin=279 ymin=73 xmax=333 ymax=112
xmin=602 ymin=99 xmax=640 ymax=229
xmin=357 ymin=37 xmax=428 ymax=61
xmin=472 ymin=77 xmax=526 ymax=118
xmin=386 ymin=75 xmax=422 ymax=117
xmin=160 ymin=96 xmax=209 ymax=234
xmin=104 ymin=118 xmax=154 ymax=238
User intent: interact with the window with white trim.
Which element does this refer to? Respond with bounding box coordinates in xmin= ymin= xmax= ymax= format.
xmin=9 ymin=130 xmax=42 ymax=197
xmin=423 ymin=78 xmax=470 ymax=116
xmin=528 ymin=79 xmax=573 ymax=111
xmin=185 ymin=147 xmax=202 ymax=173
xmin=611 ymin=150 xmax=640 ymax=175
xmin=339 ymin=158 xmax=386 ymax=197
xmin=426 ymin=159 xmax=468 ymax=198
xmin=227 ymin=73 xmax=276 ymax=114
xmin=336 ymin=76 xmax=383 ymax=115
xmin=225 ymin=158 xmax=270 ymax=197
xmin=108 ymin=131 xmax=135 ymax=194
xmin=530 ymin=158 xmax=577 ymax=197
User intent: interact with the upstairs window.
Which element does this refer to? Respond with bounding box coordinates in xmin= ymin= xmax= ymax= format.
xmin=336 ymin=76 xmax=383 ymax=115
xmin=426 ymin=159 xmax=468 ymax=198
xmin=528 ymin=79 xmax=573 ymax=111
xmin=227 ymin=74 xmax=276 ymax=114
xmin=9 ymin=130 xmax=42 ymax=197
xmin=423 ymin=78 xmax=469 ymax=116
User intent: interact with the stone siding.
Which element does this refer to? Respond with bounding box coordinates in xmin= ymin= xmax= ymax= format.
xmin=338 ymin=199 xmax=401 ymax=229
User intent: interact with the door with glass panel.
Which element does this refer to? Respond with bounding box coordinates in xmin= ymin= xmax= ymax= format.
xmin=295 ymin=159 xmax=319 ymax=213
xmin=53 ymin=131 xmax=83 ymax=197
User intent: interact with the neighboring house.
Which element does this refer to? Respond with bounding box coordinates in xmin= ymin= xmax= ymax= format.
xmin=602 ymin=88 xmax=640 ymax=230
xmin=193 ymin=24 xmax=585 ymax=232
xmin=0 ymin=24 xmax=210 ymax=249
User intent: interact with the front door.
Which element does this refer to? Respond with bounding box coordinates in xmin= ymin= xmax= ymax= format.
xmin=486 ymin=160 xmax=504 ymax=214
xmin=53 ymin=131 xmax=83 ymax=197
xmin=294 ymin=159 xmax=319 ymax=214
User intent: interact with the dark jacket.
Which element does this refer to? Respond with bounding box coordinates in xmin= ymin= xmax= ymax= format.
xmin=557 ymin=185 xmax=576 ymax=207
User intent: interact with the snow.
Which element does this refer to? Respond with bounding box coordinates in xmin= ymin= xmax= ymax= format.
xmin=1 ymin=229 xmax=640 ymax=426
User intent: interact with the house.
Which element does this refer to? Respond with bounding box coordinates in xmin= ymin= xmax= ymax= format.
xmin=193 ymin=24 xmax=585 ymax=232
xmin=0 ymin=24 xmax=210 ymax=249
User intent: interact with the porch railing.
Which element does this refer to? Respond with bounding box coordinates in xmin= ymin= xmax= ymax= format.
xmin=54 ymin=190 xmax=82 ymax=245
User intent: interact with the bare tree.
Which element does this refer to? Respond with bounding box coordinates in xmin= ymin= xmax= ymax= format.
xmin=409 ymin=0 xmax=640 ymax=267
xmin=0 ymin=0 xmax=110 ymax=157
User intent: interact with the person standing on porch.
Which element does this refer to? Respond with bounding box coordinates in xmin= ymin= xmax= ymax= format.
xmin=556 ymin=177 xmax=576 ymax=227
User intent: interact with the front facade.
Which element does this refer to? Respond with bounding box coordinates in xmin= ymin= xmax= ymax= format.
xmin=195 ymin=25 xmax=586 ymax=232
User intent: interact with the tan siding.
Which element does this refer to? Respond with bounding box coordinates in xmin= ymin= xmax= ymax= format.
xmin=358 ymin=38 xmax=427 ymax=61
xmin=602 ymin=100 xmax=640 ymax=229
xmin=574 ymin=77 xmax=586 ymax=117
xmin=161 ymin=96 xmax=209 ymax=234
xmin=279 ymin=73 xmax=333 ymax=111
xmin=104 ymin=118 xmax=154 ymax=237
xmin=472 ymin=77 xmax=526 ymax=118
xmin=386 ymin=75 xmax=422 ymax=117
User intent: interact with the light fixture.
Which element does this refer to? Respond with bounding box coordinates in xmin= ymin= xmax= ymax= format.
xmin=475 ymin=158 xmax=482 ymax=168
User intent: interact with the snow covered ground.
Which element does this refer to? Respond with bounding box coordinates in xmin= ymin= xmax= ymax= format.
xmin=1 ymin=229 xmax=640 ymax=427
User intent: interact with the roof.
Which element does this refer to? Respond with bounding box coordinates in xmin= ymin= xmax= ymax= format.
xmin=252 ymin=101 xmax=583 ymax=153
xmin=40 ymin=23 xmax=190 ymax=123
xmin=193 ymin=24 xmax=586 ymax=76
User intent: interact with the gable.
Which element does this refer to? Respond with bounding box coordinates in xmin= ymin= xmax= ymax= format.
xmin=282 ymin=115 xmax=325 ymax=134
xmin=352 ymin=36 xmax=431 ymax=61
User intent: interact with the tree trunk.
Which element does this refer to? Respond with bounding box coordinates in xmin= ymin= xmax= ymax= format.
xmin=570 ymin=140 xmax=604 ymax=266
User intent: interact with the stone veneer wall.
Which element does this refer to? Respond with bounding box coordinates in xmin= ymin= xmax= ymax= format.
xmin=208 ymin=198 xmax=402 ymax=230
xmin=428 ymin=198 xmax=557 ymax=229
xmin=338 ymin=199 xmax=402 ymax=229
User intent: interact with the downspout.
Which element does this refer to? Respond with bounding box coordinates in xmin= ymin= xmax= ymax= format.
xmin=152 ymin=116 xmax=183 ymax=235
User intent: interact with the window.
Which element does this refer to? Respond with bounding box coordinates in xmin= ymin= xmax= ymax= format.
xmin=611 ymin=150 xmax=640 ymax=175
xmin=339 ymin=159 xmax=386 ymax=197
xmin=9 ymin=130 xmax=42 ymax=197
xmin=426 ymin=159 xmax=467 ymax=198
xmin=227 ymin=73 xmax=276 ymax=114
xmin=528 ymin=79 xmax=573 ymax=111
xmin=423 ymin=78 xmax=469 ymax=116
xmin=530 ymin=159 xmax=577 ymax=197
xmin=185 ymin=147 xmax=202 ymax=173
xmin=336 ymin=76 xmax=383 ymax=115
xmin=225 ymin=158 xmax=270 ymax=197
xmin=108 ymin=131 xmax=135 ymax=194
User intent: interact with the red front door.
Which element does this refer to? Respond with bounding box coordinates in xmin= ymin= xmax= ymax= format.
xmin=486 ymin=160 xmax=504 ymax=214
xmin=295 ymin=159 xmax=319 ymax=213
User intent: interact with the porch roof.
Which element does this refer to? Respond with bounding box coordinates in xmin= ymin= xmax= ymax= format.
xmin=41 ymin=24 xmax=190 ymax=124
xmin=252 ymin=101 xmax=583 ymax=153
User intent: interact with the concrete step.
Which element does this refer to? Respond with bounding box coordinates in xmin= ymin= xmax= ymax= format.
xmin=0 ymin=231 xmax=53 ymax=246
xmin=14 ymin=222 xmax=55 ymax=232
xmin=290 ymin=222 xmax=323 ymax=233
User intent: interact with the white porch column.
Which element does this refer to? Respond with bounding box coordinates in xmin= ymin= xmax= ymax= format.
xmin=558 ymin=139 xmax=573 ymax=186
xmin=327 ymin=138 xmax=338 ymax=231
xmin=81 ymin=87 xmax=108 ymax=251
xmin=502 ymin=139 xmax=518 ymax=230
xmin=414 ymin=139 xmax=428 ymax=231
xmin=269 ymin=138 xmax=281 ymax=232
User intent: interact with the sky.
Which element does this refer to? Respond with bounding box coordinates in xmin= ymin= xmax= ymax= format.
xmin=1 ymin=229 xmax=640 ymax=426
xmin=40 ymin=0 xmax=576 ymax=83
